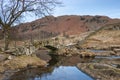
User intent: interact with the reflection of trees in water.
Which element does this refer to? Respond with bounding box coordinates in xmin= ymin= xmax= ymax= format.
xmin=49 ymin=54 xmax=94 ymax=66
xmin=9 ymin=54 xmax=62 ymax=80
xmin=9 ymin=67 xmax=54 ymax=80
xmin=63 ymin=56 xmax=93 ymax=66
xmin=48 ymin=54 xmax=63 ymax=66
xmin=9 ymin=55 xmax=94 ymax=80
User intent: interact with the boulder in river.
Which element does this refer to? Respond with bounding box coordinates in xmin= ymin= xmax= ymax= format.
xmin=79 ymin=50 xmax=95 ymax=58
xmin=77 ymin=63 xmax=120 ymax=80
xmin=55 ymin=47 xmax=80 ymax=56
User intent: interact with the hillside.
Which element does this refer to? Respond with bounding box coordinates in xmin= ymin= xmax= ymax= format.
xmin=80 ymin=22 xmax=120 ymax=50
xmin=0 ymin=15 xmax=120 ymax=40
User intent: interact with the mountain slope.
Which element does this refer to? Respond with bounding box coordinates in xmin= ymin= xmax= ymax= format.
xmin=1 ymin=15 xmax=120 ymax=40
xmin=80 ymin=22 xmax=120 ymax=49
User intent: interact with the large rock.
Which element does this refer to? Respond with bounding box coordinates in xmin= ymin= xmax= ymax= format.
xmin=0 ymin=47 xmax=4 ymax=52
xmin=5 ymin=44 xmax=36 ymax=56
xmin=109 ymin=45 xmax=120 ymax=55
xmin=0 ymin=55 xmax=47 ymax=73
xmin=79 ymin=50 xmax=95 ymax=58
xmin=23 ymin=45 xmax=36 ymax=55
xmin=5 ymin=48 xmax=16 ymax=54
xmin=35 ymin=50 xmax=51 ymax=62
xmin=77 ymin=63 xmax=120 ymax=80
xmin=55 ymin=47 xmax=80 ymax=56
xmin=0 ymin=54 xmax=8 ymax=62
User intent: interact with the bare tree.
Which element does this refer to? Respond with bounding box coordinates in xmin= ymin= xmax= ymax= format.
xmin=0 ymin=0 xmax=61 ymax=50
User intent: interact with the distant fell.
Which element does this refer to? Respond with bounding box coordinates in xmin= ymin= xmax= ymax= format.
xmin=1 ymin=15 xmax=120 ymax=40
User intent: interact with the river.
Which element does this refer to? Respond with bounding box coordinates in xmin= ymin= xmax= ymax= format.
xmin=6 ymin=49 xmax=120 ymax=80
xmin=8 ymin=54 xmax=94 ymax=80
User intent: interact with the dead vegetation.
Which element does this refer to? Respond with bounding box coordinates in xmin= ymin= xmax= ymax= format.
xmin=0 ymin=55 xmax=47 ymax=73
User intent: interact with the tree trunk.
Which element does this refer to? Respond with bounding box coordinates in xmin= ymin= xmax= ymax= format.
xmin=3 ymin=24 xmax=10 ymax=51
xmin=4 ymin=36 xmax=9 ymax=50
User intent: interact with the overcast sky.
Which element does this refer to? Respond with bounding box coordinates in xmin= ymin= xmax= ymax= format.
xmin=54 ymin=0 xmax=120 ymax=18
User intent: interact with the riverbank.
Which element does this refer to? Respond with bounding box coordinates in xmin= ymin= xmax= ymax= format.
xmin=77 ymin=57 xmax=120 ymax=80
xmin=0 ymin=49 xmax=120 ymax=80
xmin=0 ymin=52 xmax=47 ymax=80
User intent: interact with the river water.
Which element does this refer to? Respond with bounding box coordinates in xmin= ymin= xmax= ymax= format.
xmin=8 ymin=55 xmax=94 ymax=80
xmin=33 ymin=66 xmax=93 ymax=80
xmin=7 ymin=50 xmax=120 ymax=80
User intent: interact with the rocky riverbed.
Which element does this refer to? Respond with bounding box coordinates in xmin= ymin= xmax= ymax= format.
xmin=0 ymin=24 xmax=120 ymax=80
xmin=0 ymin=48 xmax=120 ymax=80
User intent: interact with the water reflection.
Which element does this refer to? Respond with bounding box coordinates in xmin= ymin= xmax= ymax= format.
xmin=9 ymin=66 xmax=94 ymax=80
xmin=95 ymin=56 xmax=120 ymax=59
xmin=34 ymin=66 xmax=93 ymax=80
xmin=9 ymin=55 xmax=94 ymax=80
xmin=8 ymin=67 xmax=54 ymax=80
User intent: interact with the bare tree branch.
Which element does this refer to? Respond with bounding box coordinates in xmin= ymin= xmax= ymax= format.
xmin=0 ymin=0 xmax=61 ymax=50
